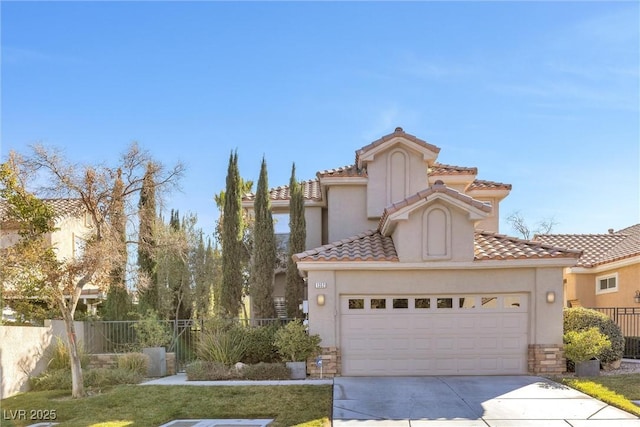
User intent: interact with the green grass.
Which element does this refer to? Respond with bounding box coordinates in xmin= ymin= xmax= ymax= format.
xmin=1 ymin=385 xmax=332 ymax=427
xmin=561 ymin=373 xmax=640 ymax=417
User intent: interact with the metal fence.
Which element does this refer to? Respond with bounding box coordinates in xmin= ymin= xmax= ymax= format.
xmin=85 ymin=318 xmax=293 ymax=372
xmin=589 ymin=307 xmax=640 ymax=358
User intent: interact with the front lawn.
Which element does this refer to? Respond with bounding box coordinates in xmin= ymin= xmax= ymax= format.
xmin=561 ymin=374 xmax=640 ymax=417
xmin=1 ymin=385 xmax=332 ymax=427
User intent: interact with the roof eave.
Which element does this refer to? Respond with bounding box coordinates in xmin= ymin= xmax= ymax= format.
xmin=296 ymin=257 xmax=579 ymax=272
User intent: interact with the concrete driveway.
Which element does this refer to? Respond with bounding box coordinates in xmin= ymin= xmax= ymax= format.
xmin=332 ymin=376 xmax=640 ymax=426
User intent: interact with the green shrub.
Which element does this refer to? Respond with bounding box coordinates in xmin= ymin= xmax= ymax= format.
xmin=132 ymin=309 xmax=172 ymax=348
xmin=29 ymin=369 xmax=72 ymax=391
xmin=564 ymin=327 xmax=612 ymax=363
xmin=242 ymin=324 xmax=281 ymax=364
xmin=197 ymin=325 xmax=247 ymax=365
xmin=564 ymin=308 xmax=624 ymax=363
xmin=30 ymin=367 xmax=143 ymax=391
xmin=46 ymin=337 xmax=89 ymax=370
xmin=274 ymin=320 xmax=321 ymax=362
xmin=241 ymin=362 xmax=290 ymax=380
xmin=185 ymin=361 xmax=241 ymax=381
xmin=84 ymin=368 xmax=143 ymax=387
xmin=117 ymin=352 xmax=150 ymax=376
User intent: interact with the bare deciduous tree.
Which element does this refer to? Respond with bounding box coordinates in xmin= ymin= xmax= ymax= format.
xmin=506 ymin=210 xmax=558 ymax=240
xmin=1 ymin=143 xmax=184 ymax=398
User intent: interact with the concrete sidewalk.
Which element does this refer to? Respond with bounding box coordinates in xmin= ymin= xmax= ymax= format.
xmin=141 ymin=372 xmax=332 ymax=386
xmin=333 ymin=376 xmax=640 ymax=426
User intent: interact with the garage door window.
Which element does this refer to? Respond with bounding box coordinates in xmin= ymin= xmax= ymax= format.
xmin=437 ymin=298 xmax=453 ymax=308
xmin=481 ymin=297 xmax=498 ymax=308
xmin=504 ymin=296 xmax=521 ymax=308
xmin=371 ymin=298 xmax=386 ymax=309
xmin=349 ymin=299 xmax=364 ymax=309
xmin=393 ymin=298 xmax=409 ymax=309
xmin=459 ymin=296 xmax=475 ymax=309
xmin=415 ymin=298 xmax=431 ymax=309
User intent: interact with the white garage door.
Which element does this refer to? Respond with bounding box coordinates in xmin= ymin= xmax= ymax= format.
xmin=340 ymin=294 xmax=528 ymax=376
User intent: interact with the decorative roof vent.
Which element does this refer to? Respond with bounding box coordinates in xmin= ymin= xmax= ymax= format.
xmin=394 ymin=126 xmax=403 ymax=132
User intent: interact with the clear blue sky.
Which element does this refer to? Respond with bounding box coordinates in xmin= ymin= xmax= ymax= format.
xmin=2 ymin=1 xmax=638 ymax=239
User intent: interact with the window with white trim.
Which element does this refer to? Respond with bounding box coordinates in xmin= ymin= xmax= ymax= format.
xmin=596 ymin=273 xmax=618 ymax=295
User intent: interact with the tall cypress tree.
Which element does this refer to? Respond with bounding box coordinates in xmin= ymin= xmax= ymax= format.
xmin=285 ymin=163 xmax=306 ymax=318
xmin=220 ymin=151 xmax=243 ymax=317
xmin=137 ymin=162 xmax=158 ymax=311
xmin=192 ymin=233 xmax=208 ymax=319
xmin=250 ymin=157 xmax=277 ymax=319
xmin=103 ymin=168 xmax=132 ymax=320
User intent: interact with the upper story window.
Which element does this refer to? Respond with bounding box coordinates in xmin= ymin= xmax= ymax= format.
xmin=595 ymin=273 xmax=618 ymax=295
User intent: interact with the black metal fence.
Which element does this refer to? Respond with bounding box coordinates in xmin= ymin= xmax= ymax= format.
xmin=589 ymin=307 xmax=640 ymax=358
xmin=85 ymin=318 xmax=293 ymax=372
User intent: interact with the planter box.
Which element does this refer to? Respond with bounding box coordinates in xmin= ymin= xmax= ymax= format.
xmin=286 ymin=361 xmax=307 ymax=380
xmin=575 ymin=359 xmax=600 ymax=377
xmin=143 ymin=347 xmax=167 ymax=377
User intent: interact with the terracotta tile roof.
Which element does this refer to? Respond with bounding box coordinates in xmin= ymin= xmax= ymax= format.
xmin=316 ymin=164 xmax=367 ymax=179
xmin=379 ymin=181 xmax=492 ymax=228
xmin=294 ymin=229 xmax=581 ymax=263
xmin=0 ymin=198 xmax=85 ymax=222
xmin=243 ymin=180 xmax=322 ymax=202
xmin=468 ymin=179 xmax=513 ymax=191
xmin=536 ymin=224 xmax=640 ymax=267
xmin=475 ymin=232 xmax=582 ymax=261
xmin=356 ymin=127 xmax=441 ymax=165
xmin=429 ymin=163 xmax=477 ymax=176
xmin=293 ymin=229 xmax=399 ymax=262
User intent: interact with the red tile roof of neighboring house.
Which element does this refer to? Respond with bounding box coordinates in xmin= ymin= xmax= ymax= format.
xmin=0 ymin=198 xmax=85 ymax=222
xmin=243 ymin=179 xmax=322 ymax=203
xmin=294 ymin=229 xmax=581 ymax=263
xmin=356 ymin=127 xmax=441 ymax=166
xmin=536 ymin=224 xmax=640 ymax=267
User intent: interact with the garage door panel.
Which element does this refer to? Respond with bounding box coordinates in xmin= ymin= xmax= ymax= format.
xmin=341 ymin=294 xmax=528 ymax=376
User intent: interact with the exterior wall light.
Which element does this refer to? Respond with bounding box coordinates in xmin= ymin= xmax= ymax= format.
xmin=546 ymin=291 xmax=556 ymax=304
xmin=316 ymin=294 xmax=326 ymax=306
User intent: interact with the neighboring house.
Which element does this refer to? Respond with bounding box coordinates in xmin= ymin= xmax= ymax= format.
xmin=244 ymin=127 xmax=581 ymax=376
xmin=536 ymin=225 xmax=640 ymax=310
xmin=0 ymin=198 xmax=102 ymax=318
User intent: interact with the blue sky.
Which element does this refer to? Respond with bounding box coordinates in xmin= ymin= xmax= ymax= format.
xmin=2 ymin=1 xmax=638 ymax=239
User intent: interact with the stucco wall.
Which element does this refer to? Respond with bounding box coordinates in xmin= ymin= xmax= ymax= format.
xmin=474 ymin=197 xmax=499 ymax=233
xmin=366 ymin=146 xmax=429 ymax=218
xmin=0 ymin=325 xmax=54 ymax=399
xmin=327 ymin=186 xmax=377 ymax=243
xmin=567 ymin=262 xmax=640 ymax=308
xmin=392 ymin=202 xmax=475 ymax=263
xmin=304 ymin=206 xmax=323 ymax=250
xmin=307 ymin=266 xmax=565 ymax=349
xmin=51 ymin=214 xmax=91 ymax=261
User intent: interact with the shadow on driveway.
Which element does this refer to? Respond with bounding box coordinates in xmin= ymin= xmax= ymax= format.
xmin=332 ymin=375 xmax=640 ymax=426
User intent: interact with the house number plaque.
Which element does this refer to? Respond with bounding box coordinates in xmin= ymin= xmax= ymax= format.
xmin=315 ymin=282 xmax=327 ymax=289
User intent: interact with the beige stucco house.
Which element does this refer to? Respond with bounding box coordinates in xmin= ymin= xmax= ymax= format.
xmin=536 ymin=225 xmax=640 ymax=311
xmin=245 ymin=128 xmax=581 ymax=376
xmin=1 ymin=198 xmax=101 ymax=318
xmin=536 ymin=226 xmax=640 ymax=350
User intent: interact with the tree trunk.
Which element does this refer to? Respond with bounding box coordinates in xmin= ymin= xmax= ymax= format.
xmin=59 ymin=295 xmax=85 ymax=398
